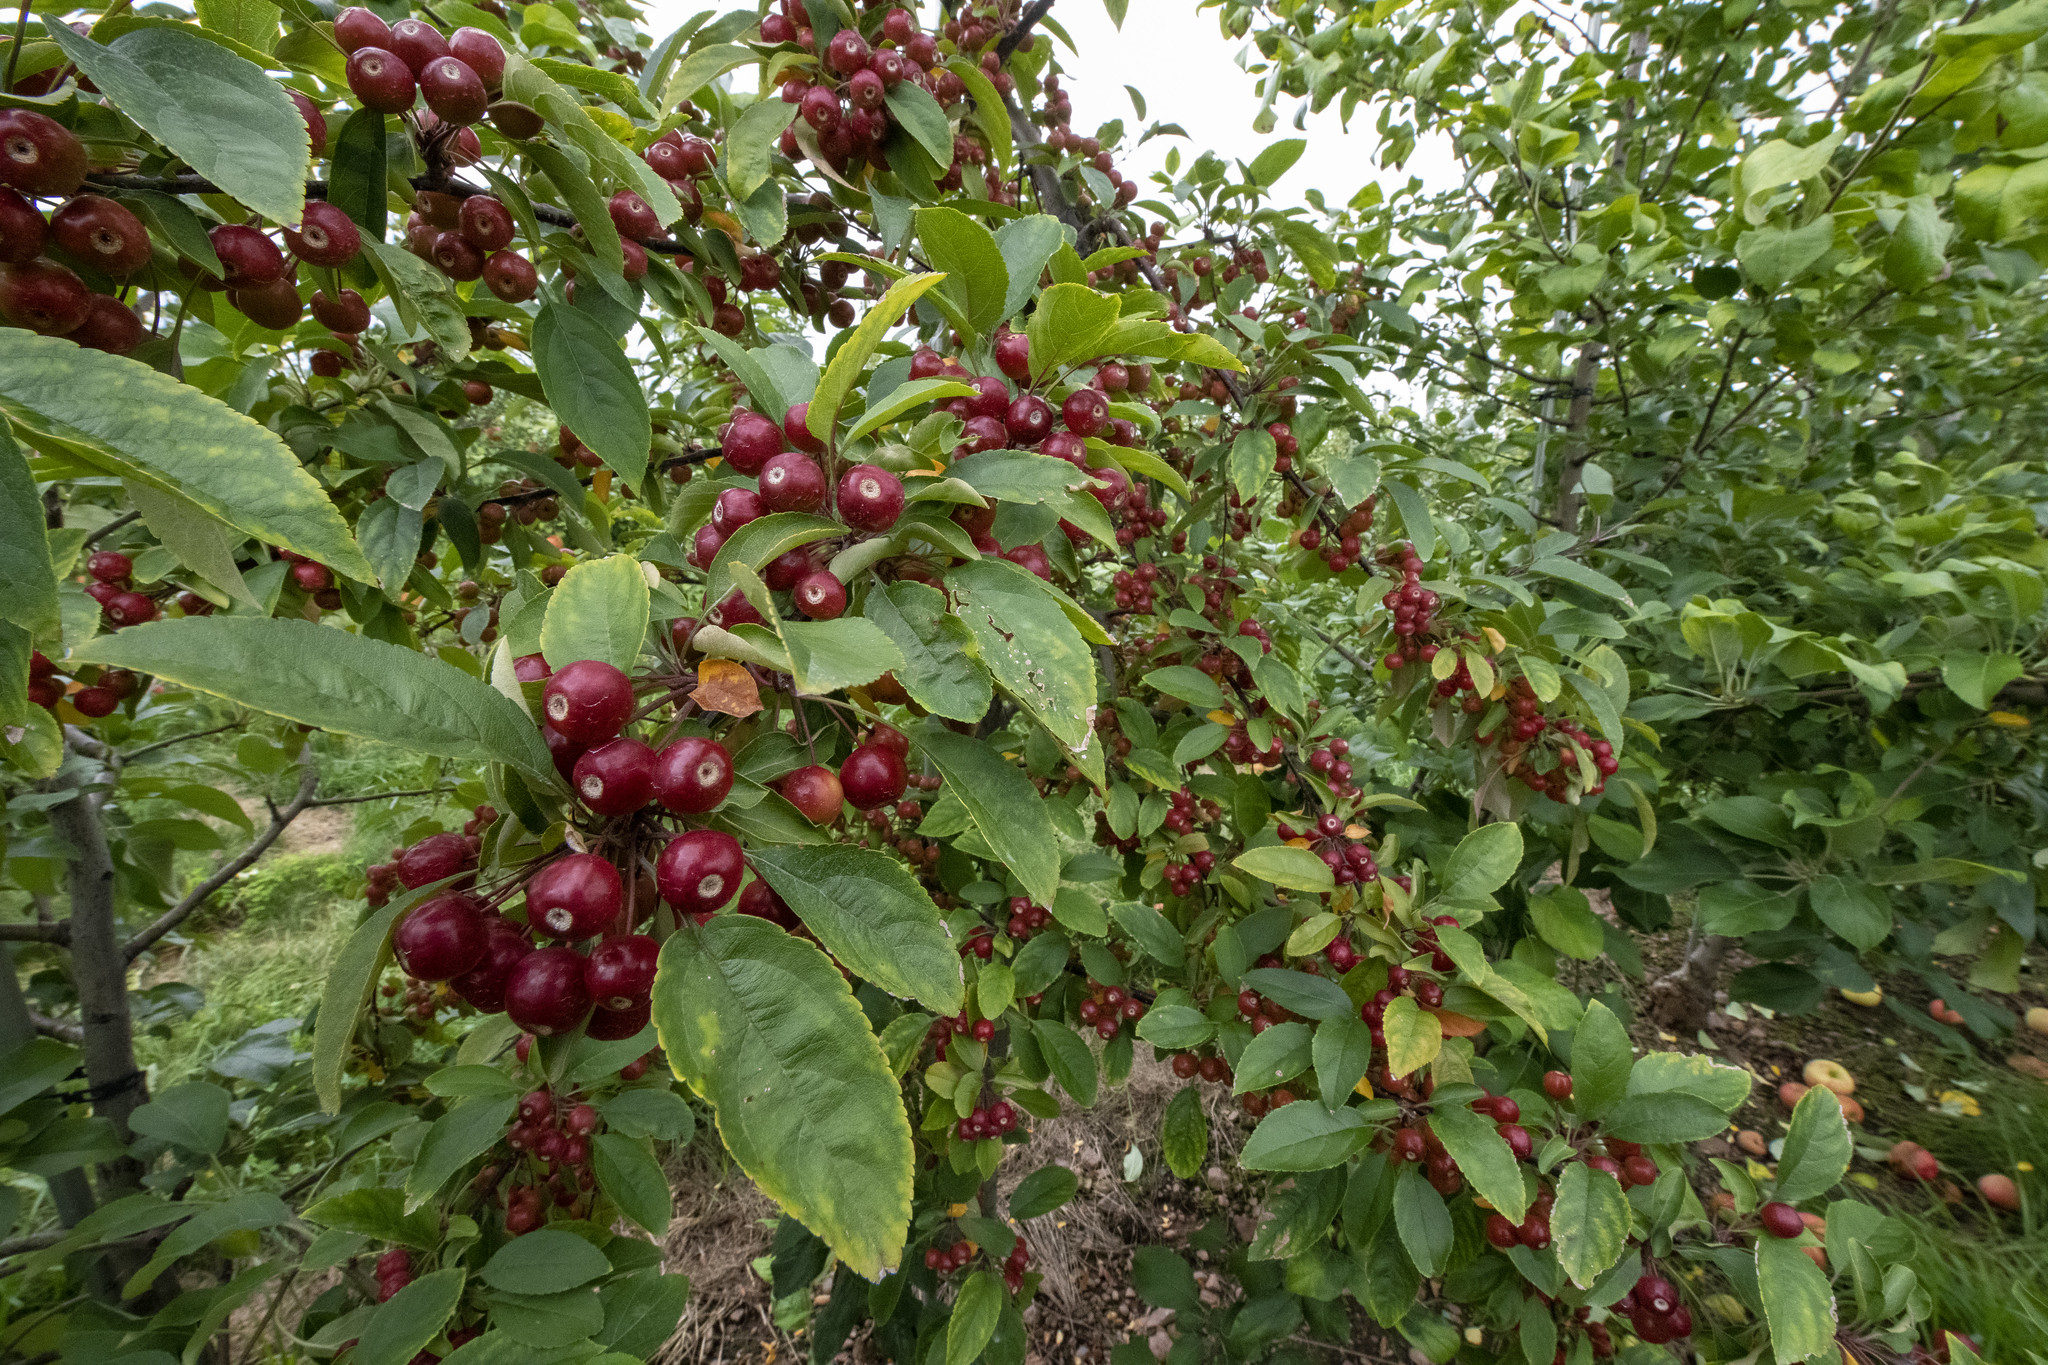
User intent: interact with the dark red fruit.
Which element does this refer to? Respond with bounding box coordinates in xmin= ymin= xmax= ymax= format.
xmin=388 ymin=17 xmax=451 ymax=73
xmin=398 ymin=832 xmax=472 ymax=888
xmin=459 ymin=196 xmax=514 ymax=251
xmin=449 ymin=28 xmax=506 ymax=86
xmin=50 ymin=196 xmax=152 ymax=277
xmin=103 ymin=591 xmax=156 ymax=626
xmin=994 ymin=330 xmax=1030 ymax=380
xmin=311 ymin=288 xmax=370 ymax=332
xmin=792 ymin=570 xmax=846 ymax=620
xmin=1759 ymin=1201 xmax=1805 ymax=1239
xmin=652 ymin=736 xmax=733 ymax=813
xmin=543 ymin=659 xmax=634 ymax=743
xmin=0 ymin=259 xmax=90 ymax=334
xmin=607 ymin=189 xmax=661 ymax=240
xmin=721 ymin=410 xmax=781 ymax=474
xmin=346 ymin=47 xmax=418 ymax=114
xmin=836 ymin=464 xmax=903 ymax=532
xmin=71 ymin=685 xmax=119 ymax=717
xmin=1484 ymin=1213 xmax=1520 ymax=1249
xmin=1542 ymin=1070 xmax=1573 ymax=1101
xmin=1061 ymin=387 xmax=1109 ymax=437
xmin=283 ymin=200 xmax=361 ymax=267
xmin=713 ymin=487 xmax=764 ymax=533
xmin=291 ymin=561 xmax=333 ymax=593
xmin=87 ymin=551 xmax=132 ymax=583
xmin=737 ymin=877 xmax=799 ymax=929
xmin=584 ymin=934 xmax=658 ymax=1010
xmin=572 ymin=738 xmax=656 ymax=815
xmin=451 ymin=916 xmax=532 ymax=1012
xmin=420 ymin=57 xmax=488 ymax=125
xmin=288 ymin=90 xmax=329 ymax=156
xmin=0 ymin=110 xmax=87 ymax=196
xmin=333 ymin=7 xmax=392 ymax=52
xmin=826 ymin=27 xmax=871 ymax=74
xmin=656 ymin=829 xmax=744 ymax=919
xmin=839 ymin=742 xmax=907 ymax=810
xmin=231 ymin=277 xmax=302 ymax=330
xmin=0 ymin=187 xmax=47 ymax=264
xmin=782 ymin=402 xmax=823 ymax=453
xmin=587 ymin=997 xmax=651 ymax=1040
xmin=395 ymin=893 xmax=487 ymax=980
xmin=483 ymin=249 xmax=538 ymax=302
xmin=431 ymin=230 xmax=484 ymax=281
xmin=504 ymin=946 xmax=593 ymax=1035
xmin=759 ymin=452 xmax=825 ymax=513
xmin=209 ymin=225 xmax=285 ymax=288
xmin=778 ymin=764 xmax=844 ymax=824
xmin=68 ymin=295 xmax=142 ymax=354
xmin=544 ymin=725 xmax=584 ymax=782
xmin=526 ymin=852 xmax=623 ymax=941
xmin=1005 ymin=394 xmax=1053 ymax=442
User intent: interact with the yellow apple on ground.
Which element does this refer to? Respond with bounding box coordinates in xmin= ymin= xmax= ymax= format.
xmin=1841 ymin=986 xmax=1883 ymax=1007
xmin=2026 ymin=1006 xmax=2048 ymax=1036
xmin=1803 ymin=1058 xmax=1856 ymax=1095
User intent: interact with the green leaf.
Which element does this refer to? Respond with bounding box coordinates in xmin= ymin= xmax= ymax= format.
xmin=1626 ymin=1051 xmax=1751 ymax=1111
xmin=353 ymin=499 xmax=424 ymax=602
xmin=944 ymin=558 xmax=1099 ymax=756
xmin=1229 ymin=426 xmax=1277 ymax=501
xmin=525 ymin=141 xmax=624 ymax=277
xmin=0 ymin=425 xmax=58 ymax=638
xmin=325 ymin=106 xmax=387 ymax=237
xmin=1883 ymin=195 xmax=1954 ymax=292
xmin=0 ymin=331 xmax=371 ymax=581
xmin=45 ymin=24 xmax=307 ymax=226
xmin=303 ymin=1188 xmax=441 ymax=1250
xmin=1756 ymin=1236 xmax=1838 ymax=1361
xmin=1033 ymin=1017 xmax=1100 ymax=1108
xmin=1568 ymin=1000 xmax=1632 ymax=1120
xmin=533 ymin=303 xmax=651 ymax=485
xmin=482 ymin=1229 xmax=612 ymax=1294
xmin=540 ymin=554 xmax=649 ymax=673
xmin=844 ymin=378 xmax=976 ymax=444
xmin=864 ymin=582 xmax=994 ymax=722
xmin=1428 ymin=1103 xmax=1527 ymax=1222
xmin=1239 ymin=968 xmax=1353 ymax=1021
xmin=1134 ymin=1004 xmax=1214 ymax=1049
xmin=1808 ymin=876 xmax=1891 ymax=951
xmin=1161 ymin=1087 xmax=1209 ymax=1178
xmin=1551 ymin=1162 xmax=1630 ymax=1288
xmin=1735 ymin=216 xmax=1836 ymax=292
xmin=1444 ymin=821 xmax=1523 ymax=895
xmin=1143 ymin=665 xmax=1226 ymax=711
xmin=1026 ymin=283 xmax=1123 ymax=379
xmin=661 ymin=42 xmax=755 ymax=112
xmin=123 ymin=480 xmax=259 ymax=612
xmin=1600 ymin=1093 xmax=1731 ymax=1143
xmin=916 ymin=207 xmax=1010 ymax=337
xmin=595 ymin=1272 xmax=692 ymax=1355
xmin=1381 ymin=996 xmax=1441 ymax=1078
xmin=1527 ymin=885 xmax=1605 ymax=960
xmin=1774 ymin=1084 xmax=1851 ymax=1203
xmin=727 ymin=97 xmax=798 ymax=201
xmin=749 ymin=845 xmax=965 ymax=1014
xmin=1109 ymin=900 xmax=1184 ymax=967
xmin=1239 ymin=1101 xmax=1370 ymax=1171
xmin=363 ymin=243 xmax=473 ymax=361
xmin=1247 ymin=138 xmax=1307 ymax=187
xmin=993 ymin=215 xmax=1064 ymax=323
xmin=0 ymin=1038 xmax=82 ymax=1118
xmin=1009 ymin=1165 xmax=1079 ymax=1219
xmin=1231 ymin=845 xmax=1335 ymax=894
xmin=1530 ymin=556 xmax=1634 ymax=608
xmin=1312 ymin=1016 xmax=1374 ymax=1106
xmin=808 ymin=274 xmax=949 ymax=442
xmin=918 ymin=725 xmax=1061 ymax=907
xmin=352 ymin=1269 xmax=465 ymax=1365
xmin=1941 ymin=651 xmax=2024 ymax=709
xmin=70 ymin=618 xmax=558 ymax=788
xmin=886 ymin=80 xmax=955 ymax=166
xmin=593 ymin=1133 xmax=673 ymax=1234
xmin=1232 ymin=1021 xmax=1313 ymax=1094
xmin=128 ymin=1081 xmax=230 ymax=1155
xmin=948 ymin=450 xmax=1095 ymax=504
xmin=1380 ymin=478 xmax=1434 ymax=559
xmin=600 ymin=1087 xmax=694 ymax=1141
xmin=405 ymin=1098 xmax=517 ymax=1213
xmin=652 ymin=917 xmax=912 ymax=1279
xmin=309 ymin=894 xmax=408 ymax=1113
xmin=947 ymin=1271 xmax=1004 ymax=1365
xmin=1392 ymin=1164 xmax=1453 ymax=1274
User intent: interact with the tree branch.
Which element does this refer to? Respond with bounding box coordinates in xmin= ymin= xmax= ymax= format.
xmin=122 ymin=762 xmax=320 ymax=962
xmin=0 ymin=923 xmax=70 ymax=944
xmin=307 ymin=785 xmax=456 ymax=807
xmin=29 ymin=1010 xmax=82 ymax=1043
xmin=122 ymin=721 xmax=242 ymax=762
xmin=81 ymin=510 xmax=141 ymax=549
xmin=994 ymin=0 xmax=1053 ymax=63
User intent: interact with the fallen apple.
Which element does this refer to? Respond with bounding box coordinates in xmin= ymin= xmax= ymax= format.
xmin=1841 ymin=986 xmax=1883 ymax=1007
xmin=1977 ymin=1173 xmax=2020 ymax=1211
xmin=1802 ymin=1058 xmax=1856 ymax=1096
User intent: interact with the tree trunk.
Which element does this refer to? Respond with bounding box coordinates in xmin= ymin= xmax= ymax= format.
xmin=40 ymin=770 xmax=150 ymax=1200
xmin=1647 ymin=918 xmax=1730 ymax=1036
xmin=1552 ymin=342 xmax=1605 ymax=533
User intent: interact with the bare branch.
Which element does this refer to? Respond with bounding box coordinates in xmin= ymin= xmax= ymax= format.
xmin=307 ymin=786 xmax=458 ymax=808
xmin=122 ymin=763 xmax=320 ymax=962
xmin=82 ymin=510 xmax=142 ymax=549
xmin=29 ymin=1011 xmax=82 ymax=1043
xmin=122 ymin=721 xmax=243 ymax=762
xmin=0 ymin=923 xmax=70 ymax=944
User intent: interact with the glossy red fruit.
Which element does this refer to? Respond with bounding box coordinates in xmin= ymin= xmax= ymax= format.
xmin=449 ymin=28 xmax=506 ymax=86
xmin=424 ymin=231 xmax=479 ymax=283
xmin=544 ymin=725 xmax=584 ymax=782
xmin=759 ymin=452 xmax=826 ymax=513
xmin=388 ymin=17 xmax=451 ymax=73
xmin=103 ymin=591 xmax=156 ymax=626
xmin=1005 ymin=394 xmax=1053 ymax=442
xmin=346 ymin=47 xmax=417 ymax=113
xmin=1759 ymin=1201 xmax=1805 ymax=1238
xmin=778 ymin=764 xmax=844 ymax=824
xmin=607 ymin=189 xmax=661 ymax=240
xmin=543 ymin=659 xmax=634 ymax=743
xmin=584 ymin=934 xmax=658 ymax=1010
xmin=836 ymin=463 xmax=903 ymax=532
xmin=1635 ymin=1276 xmax=1678 ymax=1316
xmin=792 ymin=570 xmax=846 ymax=620
xmin=994 ymin=330 xmax=1030 ymax=380
xmin=87 ymin=551 xmax=132 ymax=583
xmin=826 ymin=26 xmax=871 ymax=74
xmin=0 ymin=188 xmax=46 ymax=264
xmin=839 ymin=742 xmax=907 ymax=810
xmin=619 ymin=238 xmax=649 ymax=282
xmin=587 ymin=996 xmax=650 ymax=1040
xmin=287 ymin=90 xmax=329 ymax=156
xmin=419 ymin=57 xmax=488 ymax=125
xmin=291 ymin=561 xmax=333 ymax=593
xmin=1623 ymin=1154 xmax=1659 ymax=1187
xmin=395 ymin=893 xmax=487 ymax=980
xmin=283 ymin=200 xmax=361 ymax=267
xmin=209 ymin=224 xmax=285 ymax=288
xmin=712 ymin=487 xmax=764 ymax=534
xmin=1542 ymin=1070 xmax=1573 ymax=1101
xmin=504 ymin=946 xmax=593 ymax=1035
xmin=459 ymin=195 xmax=514 ymax=251
xmin=656 ymin=829 xmax=745 ymax=919
xmin=50 ymin=196 xmax=152 ymax=277
xmin=230 ymin=277 xmax=302 ymax=331
xmin=737 ymin=877 xmax=799 ymax=929
xmin=573 ymin=738 xmax=656 ymax=815
xmin=333 ymin=6 xmax=392 ymax=52
xmin=483 ymin=249 xmax=538 ymax=302
xmin=311 ymin=287 xmax=370 ymax=333
xmin=398 ymin=831 xmax=472 ymax=888
xmin=451 ymin=916 xmax=532 ymax=1012
xmin=526 ymin=852 xmax=624 ymax=940
xmin=1062 ymin=387 xmax=1109 ymax=437
xmin=1483 ymin=1213 xmax=1520 ymax=1249
xmin=0 ymin=259 xmax=91 ymax=334
xmin=721 ymin=410 xmax=782 ymax=475
xmin=1003 ymin=543 xmax=1052 ymax=580
xmin=71 ymin=685 xmax=119 ymax=717
xmin=652 ymin=736 xmax=733 ymax=814
xmin=0 ymin=110 xmax=87 ymax=196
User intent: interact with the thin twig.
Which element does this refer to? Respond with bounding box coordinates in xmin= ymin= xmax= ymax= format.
xmin=82 ymin=510 xmax=141 ymax=549
xmin=994 ymin=0 xmax=1052 ymax=63
xmin=123 ymin=721 xmax=242 ymax=761
xmin=307 ymin=786 xmax=458 ymax=807
xmin=3 ymin=1 xmax=29 ymax=92
xmin=122 ymin=763 xmax=320 ymax=962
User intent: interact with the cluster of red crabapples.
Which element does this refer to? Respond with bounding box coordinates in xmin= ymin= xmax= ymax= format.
xmin=22 ymin=648 xmax=134 ymax=719
xmin=1297 ymin=494 xmax=1377 ymax=576
xmin=1276 ymin=809 xmax=1382 ymax=888
xmin=1076 ymin=980 xmax=1147 ymax=1040
xmin=924 ymin=1233 xmax=1032 ymax=1292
